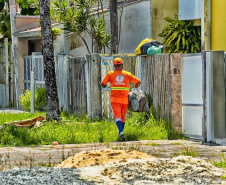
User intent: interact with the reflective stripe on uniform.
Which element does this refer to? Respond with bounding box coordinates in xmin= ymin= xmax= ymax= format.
xmin=111 ymin=87 xmax=129 ymax=91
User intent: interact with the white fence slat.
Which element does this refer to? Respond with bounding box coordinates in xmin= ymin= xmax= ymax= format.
xmin=5 ymin=38 xmax=9 ymax=107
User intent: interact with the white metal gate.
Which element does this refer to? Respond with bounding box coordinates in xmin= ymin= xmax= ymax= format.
xmin=23 ymin=52 xmax=45 ymax=90
xmin=181 ymin=53 xmax=203 ymax=138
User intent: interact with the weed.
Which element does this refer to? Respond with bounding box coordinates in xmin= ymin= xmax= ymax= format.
xmin=145 ymin=142 xmax=160 ymax=146
xmin=112 ymin=143 xmax=125 ymax=150
xmin=48 ymin=154 xmax=53 ymax=167
xmin=5 ymin=152 xmax=10 ymax=168
xmin=181 ymin=146 xmax=198 ymax=158
xmin=148 ymin=148 xmax=160 ymax=157
xmin=62 ymin=145 xmax=65 ymax=161
xmin=128 ymin=144 xmax=140 ymax=151
xmin=28 ymin=150 xmax=35 ymax=168
xmin=172 ymin=151 xmax=180 ymax=157
xmin=170 ymin=142 xmax=182 ymax=145
xmin=211 ymin=153 xmax=226 ymax=168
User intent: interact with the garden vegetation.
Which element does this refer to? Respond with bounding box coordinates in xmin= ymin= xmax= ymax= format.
xmin=0 ymin=111 xmax=184 ymax=147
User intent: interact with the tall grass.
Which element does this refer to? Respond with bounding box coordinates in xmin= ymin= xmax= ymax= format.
xmin=0 ymin=111 xmax=184 ymax=146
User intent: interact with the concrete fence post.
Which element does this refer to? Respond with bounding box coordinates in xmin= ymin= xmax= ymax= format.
xmin=205 ymin=51 xmax=226 ymax=143
xmin=86 ymin=54 xmax=102 ymax=119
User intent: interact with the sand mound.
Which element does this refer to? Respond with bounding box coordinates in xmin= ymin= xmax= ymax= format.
xmin=56 ymin=148 xmax=151 ymax=168
xmin=79 ymin=156 xmax=226 ymax=185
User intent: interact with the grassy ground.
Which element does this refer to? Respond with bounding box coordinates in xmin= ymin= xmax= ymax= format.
xmin=0 ymin=111 xmax=184 ymax=147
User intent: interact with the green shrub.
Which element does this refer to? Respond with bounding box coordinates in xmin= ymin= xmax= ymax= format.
xmin=19 ymin=88 xmax=46 ymax=111
xmin=35 ymin=87 xmax=47 ymax=111
xmin=19 ymin=90 xmax=31 ymax=111
xmin=158 ymin=14 xmax=201 ymax=53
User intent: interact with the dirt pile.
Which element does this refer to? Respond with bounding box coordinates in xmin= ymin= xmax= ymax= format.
xmin=79 ymin=156 xmax=226 ymax=184
xmin=57 ymin=148 xmax=226 ymax=184
xmin=56 ymin=148 xmax=151 ymax=168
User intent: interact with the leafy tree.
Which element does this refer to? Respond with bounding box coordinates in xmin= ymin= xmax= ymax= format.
xmin=17 ymin=0 xmax=37 ymax=15
xmin=158 ymin=14 xmax=201 ymax=53
xmin=39 ymin=0 xmax=61 ymax=121
xmin=52 ymin=0 xmax=110 ymax=54
xmin=0 ymin=10 xmax=11 ymax=41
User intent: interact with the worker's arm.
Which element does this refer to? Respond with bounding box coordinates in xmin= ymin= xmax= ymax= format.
xmin=135 ymin=81 xmax=141 ymax=88
xmin=101 ymin=82 xmax=107 ymax=88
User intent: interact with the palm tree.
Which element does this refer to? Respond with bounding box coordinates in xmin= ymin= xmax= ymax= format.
xmin=39 ymin=0 xmax=61 ymax=121
xmin=110 ymin=0 xmax=118 ymax=54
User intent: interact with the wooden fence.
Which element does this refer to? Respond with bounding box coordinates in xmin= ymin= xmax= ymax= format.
xmin=21 ymin=53 xmax=182 ymax=130
xmin=55 ymin=53 xmax=182 ymax=128
xmin=99 ymin=54 xmax=182 ymax=128
xmin=139 ymin=54 xmax=182 ymax=132
xmin=0 ymin=39 xmax=15 ymax=108
xmin=140 ymin=55 xmax=171 ymax=120
xmin=56 ymin=55 xmax=87 ymax=116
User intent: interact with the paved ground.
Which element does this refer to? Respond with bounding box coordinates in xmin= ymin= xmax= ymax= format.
xmin=0 ymin=108 xmax=26 ymax=114
xmin=0 ymin=139 xmax=226 ymax=171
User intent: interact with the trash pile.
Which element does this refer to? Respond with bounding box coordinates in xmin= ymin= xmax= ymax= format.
xmin=135 ymin=38 xmax=163 ymax=55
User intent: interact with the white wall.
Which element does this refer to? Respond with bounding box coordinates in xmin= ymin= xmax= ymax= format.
xmin=69 ymin=0 xmax=151 ymax=56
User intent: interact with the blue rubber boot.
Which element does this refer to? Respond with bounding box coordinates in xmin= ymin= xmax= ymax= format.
xmin=116 ymin=119 xmax=123 ymax=133
xmin=116 ymin=119 xmax=125 ymax=141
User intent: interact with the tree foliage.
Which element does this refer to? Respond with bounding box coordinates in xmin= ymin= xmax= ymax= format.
xmin=0 ymin=10 xmax=11 ymax=41
xmin=52 ymin=0 xmax=110 ymax=54
xmin=158 ymin=14 xmax=201 ymax=53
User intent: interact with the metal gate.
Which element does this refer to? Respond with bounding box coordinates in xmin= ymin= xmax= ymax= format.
xmin=23 ymin=52 xmax=45 ymax=90
xmin=181 ymin=53 xmax=203 ymax=138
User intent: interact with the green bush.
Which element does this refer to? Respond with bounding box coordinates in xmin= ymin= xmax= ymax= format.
xmin=19 ymin=88 xmax=47 ymax=111
xmin=35 ymin=87 xmax=47 ymax=111
xmin=19 ymin=90 xmax=31 ymax=111
xmin=158 ymin=14 xmax=201 ymax=53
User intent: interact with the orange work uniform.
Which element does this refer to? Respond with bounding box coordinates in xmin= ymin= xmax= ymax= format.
xmin=102 ymin=70 xmax=140 ymax=122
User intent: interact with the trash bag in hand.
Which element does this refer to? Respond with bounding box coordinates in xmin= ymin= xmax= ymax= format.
xmin=128 ymin=88 xmax=149 ymax=112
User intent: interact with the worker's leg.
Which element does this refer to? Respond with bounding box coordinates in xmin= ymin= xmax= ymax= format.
xmin=122 ymin=122 xmax=125 ymax=129
xmin=111 ymin=102 xmax=123 ymax=134
xmin=121 ymin=104 xmax=128 ymax=130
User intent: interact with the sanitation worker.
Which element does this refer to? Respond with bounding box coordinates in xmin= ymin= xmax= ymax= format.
xmin=101 ymin=58 xmax=141 ymax=141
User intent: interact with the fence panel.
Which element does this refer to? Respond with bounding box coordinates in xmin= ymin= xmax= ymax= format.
xmin=55 ymin=55 xmax=68 ymax=111
xmin=0 ymin=61 xmax=5 ymax=108
xmin=0 ymin=40 xmax=13 ymax=108
xmin=68 ymin=56 xmax=87 ymax=115
xmin=34 ymin=55 xmax=44 ymax=88
xmin=140 ymin=55 xmax=171 ymax=120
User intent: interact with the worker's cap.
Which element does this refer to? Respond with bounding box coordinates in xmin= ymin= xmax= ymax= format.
xmin=113 ymin=58 xmax=123 ymax=65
